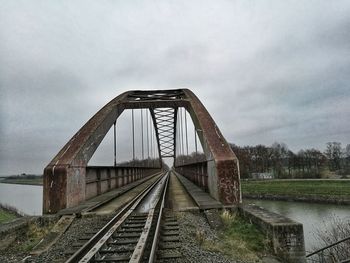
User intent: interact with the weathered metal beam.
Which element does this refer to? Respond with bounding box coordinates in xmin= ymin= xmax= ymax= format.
xmin=176 ymin=89 xmax=241 ymax=205
xmin=122 ymin=100 xmax=187 ymax=109
xmin=44 ymin=92 xmax=129 ymax=213
xmin=149 ymin=108 xmax=163 ymax=166
xmin=43 ymin=89 xmax=241 ymax=214
xmin=173 ymin=108 xmax=178 ymax=166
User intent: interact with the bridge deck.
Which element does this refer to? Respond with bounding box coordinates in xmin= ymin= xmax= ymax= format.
xmin=174 ymin=171 xmax=223 ymax=210
xmin=57 ymin=172 xmax=162 ymax=216
xmin=167 ymin=172 xmax=198 ymax=211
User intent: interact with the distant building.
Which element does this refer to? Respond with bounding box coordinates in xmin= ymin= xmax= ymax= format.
xmin=251 ymin=172 xmax=273 ymax=180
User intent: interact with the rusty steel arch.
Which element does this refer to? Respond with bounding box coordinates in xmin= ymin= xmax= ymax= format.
xmin=43 ymin=89 xmax=241 ymax=214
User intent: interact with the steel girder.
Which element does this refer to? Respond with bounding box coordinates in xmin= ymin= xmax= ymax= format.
xmin=43 ymin=89 xmax=241 ymax=214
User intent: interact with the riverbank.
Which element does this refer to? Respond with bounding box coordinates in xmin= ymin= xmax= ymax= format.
xmin=244 ymin=198 xmax=350 ymax=252
xmin=0 ymin=178 xmax=43 ymax=186
xmin=0 ymin=204 xmax=22 ymax=224
xmin=0 ymin=209 xmax=16 ymax=224
xmin=242 ymin=179 xmax=350 ymax=205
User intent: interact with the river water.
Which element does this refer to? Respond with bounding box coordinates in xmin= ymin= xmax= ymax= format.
xmin=0 ymin=183 xmax=42 ymax=215
xmin=245 ymin=199 xmax=350 ymax=252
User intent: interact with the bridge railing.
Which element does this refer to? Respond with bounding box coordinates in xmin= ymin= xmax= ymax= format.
xmin=174 ymin=161 xmax=208 ymax=192
xmin=85 ymin=166 xmax=160 ymax=200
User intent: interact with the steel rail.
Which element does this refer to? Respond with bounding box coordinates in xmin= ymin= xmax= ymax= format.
xmin=83 ymin=171 xmax=164 ymax=213
xmin=65 ymin=172 xmax=166 ymax=263
xmin=148 ymin=171 xmax=170 ymax=262
xmin=131 ymin=172 xmax=170 ymax=262
xmin=79 ymin=175 xmax=167 ymax=263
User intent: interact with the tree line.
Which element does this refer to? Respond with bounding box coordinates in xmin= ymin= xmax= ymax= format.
xmin=230 ymin=142 xmax=350 ymax=179
xmin=114 ymin=141 xmax=350 ymax=179
xmin=7 ymin=173 xmax=42 ymax=179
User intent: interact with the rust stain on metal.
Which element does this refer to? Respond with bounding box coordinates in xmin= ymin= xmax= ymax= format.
xmin=44 ymin=89 xmax=241 ymax=214
xmin=179 ymin=89 xmax=241 ymax=205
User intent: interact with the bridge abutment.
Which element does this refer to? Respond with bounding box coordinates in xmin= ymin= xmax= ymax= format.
xmin=43 ymin=165 xmax=86 ymax=214
xmin=239 ymin=204 xmax=306 ymax=263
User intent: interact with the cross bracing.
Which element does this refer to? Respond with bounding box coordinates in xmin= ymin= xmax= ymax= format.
xmin=150 ymin=107 xmax=177 ymax=158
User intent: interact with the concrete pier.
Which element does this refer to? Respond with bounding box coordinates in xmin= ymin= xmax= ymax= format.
xmin=239 ymin=204 xmax=306 ymax=263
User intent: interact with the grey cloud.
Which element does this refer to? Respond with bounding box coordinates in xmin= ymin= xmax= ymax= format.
xmin=1 ymin=0 xmax=350 ymax=174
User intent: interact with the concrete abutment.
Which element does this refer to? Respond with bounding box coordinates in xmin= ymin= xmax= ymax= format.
xmin=239 ymin=204 xmax=306 ymax=263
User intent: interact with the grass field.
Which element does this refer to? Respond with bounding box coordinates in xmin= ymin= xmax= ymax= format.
xmin=241 ymin=180 xmax=350 ymax=197
xmin=0 ymin=208 xmax=17 ymax=224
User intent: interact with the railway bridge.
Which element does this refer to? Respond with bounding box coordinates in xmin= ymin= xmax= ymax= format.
xmin=43 ymin=89 xmax=241 ymax=214
xmin=41 ymin=89 xmax=307 ymax=263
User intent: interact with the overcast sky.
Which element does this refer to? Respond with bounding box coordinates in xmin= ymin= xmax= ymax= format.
xmin=1 ymin=1 xmax=350 ymax=175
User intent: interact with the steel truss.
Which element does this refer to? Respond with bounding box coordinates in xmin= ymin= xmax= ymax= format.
xmin=150 ymin=107 xmax=177 ymax=158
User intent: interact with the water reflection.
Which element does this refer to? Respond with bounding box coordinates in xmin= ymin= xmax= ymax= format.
xmin=244 ymin=199 xmax=350 ymax=252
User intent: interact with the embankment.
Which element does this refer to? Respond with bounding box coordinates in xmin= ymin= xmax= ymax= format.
xmin=0 ymin=178 xmax=43 ymax=186
xmin=242 ymin=179 xmax=350 ymax=205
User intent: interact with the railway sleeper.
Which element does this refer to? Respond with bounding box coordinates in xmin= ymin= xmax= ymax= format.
xmin=93 ymin=254 xmax=131 ymax=262
xmin=163 ymin=218 xmax=177 ymax=222
xmin=130 ymin=213 xmax=148 ymax=218
xmin=118 ymin=228 xmax=144 ymax=233
xmin=161 ymin=232 xmax=179 ymax=238
xmin=155 ymin=213 xmax=181 ymax=262
xmin=160 ymin=236 xmax=179 ymax=242
xmin=113 ymin=232 xmax=140 ymax=238
xmin=159 ymin=242 xmax=181 ymax=249
xmin=122 ymin=223 xmax=146 ymax=228
xmin=162 ymin=225 xmax=179 ymax=231
xmin=66 ymin=176 xmax=169 ymax=263
xmin=163 ymin=222 xmax=178 ymax=227
xmin=110 ymin=238 xmax=139 ymax=245
xmin=100 ymin=247 xmax=135 ymax=253
xmin=157 ymin=250 xmax=182 ymax=260
xmin=125 ymin=221 xmax=147 ymax=225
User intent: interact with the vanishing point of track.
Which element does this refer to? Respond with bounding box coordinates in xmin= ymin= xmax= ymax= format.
xmin=65 ymin=172 xmax=180 ymax=263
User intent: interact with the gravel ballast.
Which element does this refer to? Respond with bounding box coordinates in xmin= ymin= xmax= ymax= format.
xmin=0 ymin=211 xmax=265 ymax=263
xmin=174 ymin=211 xmax=242 ymax=263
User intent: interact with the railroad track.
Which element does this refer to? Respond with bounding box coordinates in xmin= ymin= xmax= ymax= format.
xmin=65 ymin=171 xmax=181 ymax=263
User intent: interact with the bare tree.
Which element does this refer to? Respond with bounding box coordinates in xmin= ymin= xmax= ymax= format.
xmin=344 ymin=144 xmax=350 ymax=175
xmin=325 ymin=142 xmax=342 ymax=171
xmin=310 ymin=216 xmax=350 ymax=262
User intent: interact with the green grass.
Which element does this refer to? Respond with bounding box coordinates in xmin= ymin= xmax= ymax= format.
xmin=197 ymin=211 xmax=269 ymax=261
xmin=0 ymin=208 xmax=17 ymax=224
xmin=19 ymin=222 xmax=52 ymax=251
xmin=221 ymin=212 xmax=267 ymax=252
xmin=242 ymin=180 xmax=350 ymax=197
